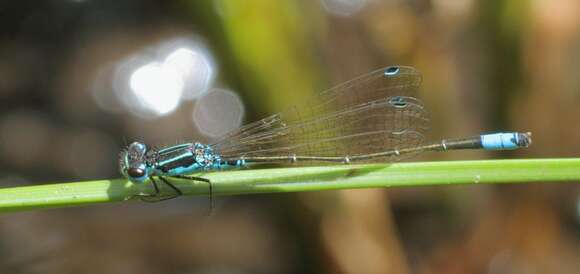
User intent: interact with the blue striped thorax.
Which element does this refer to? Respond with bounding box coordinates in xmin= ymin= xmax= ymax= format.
xmin=120 ymin=142 xmax=247 ymax=184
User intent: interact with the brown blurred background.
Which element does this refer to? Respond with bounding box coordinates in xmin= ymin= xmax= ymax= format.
xmin=0 ymin=0 xmax=579 ymax=273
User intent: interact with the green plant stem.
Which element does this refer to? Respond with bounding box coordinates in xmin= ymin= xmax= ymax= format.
xmin=1 ymin=158 xmax=579 ymax=213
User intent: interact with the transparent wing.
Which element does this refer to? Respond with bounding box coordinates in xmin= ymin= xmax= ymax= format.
xmin=210 ymin=66 xmax=430 ymax=163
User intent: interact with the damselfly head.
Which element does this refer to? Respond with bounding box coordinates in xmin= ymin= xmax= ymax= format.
xmin=119 ymin=141 xmax=151 ymax=183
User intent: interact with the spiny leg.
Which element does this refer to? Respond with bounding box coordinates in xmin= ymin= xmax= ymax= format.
xmin=131 ymin=176 xmax=160 ymax=202
xmin=158 ymin=176 xmax=183 ymax=197
xmin=151 ymin=176 xmax=160 ymax=194
xmin=137 ymin=176 xmax=181 ymax=202
xmin=170 ymin=175 xmax=213 ymax=210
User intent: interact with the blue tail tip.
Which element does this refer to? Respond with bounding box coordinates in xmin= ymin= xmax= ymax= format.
xmin=481 ymin=132 xmax=532 ymax=150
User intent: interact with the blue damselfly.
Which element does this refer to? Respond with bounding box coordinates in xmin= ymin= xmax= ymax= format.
xmin=119 ymin=66 xmax=532 ymax=202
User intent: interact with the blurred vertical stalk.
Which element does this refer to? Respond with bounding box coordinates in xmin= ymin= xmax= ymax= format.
xmin=185 ymin=0 xmax=327 ymax=272
xmin=191 ymin=0 xmax=324 ymax=115
xmin=475 ymin=0 xmax=530 ymax=129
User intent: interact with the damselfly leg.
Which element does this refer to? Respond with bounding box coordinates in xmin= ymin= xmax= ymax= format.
xmin=169 ymin=175 xmax=213 ymax=210
xmin=131 ymin=175 xmax=213 ymax=208
xmin=132 ymin=176 xmax=182 ymax=202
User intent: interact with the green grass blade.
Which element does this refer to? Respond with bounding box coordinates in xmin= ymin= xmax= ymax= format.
xmin=1 ymin=158 xmax=579 ymax=213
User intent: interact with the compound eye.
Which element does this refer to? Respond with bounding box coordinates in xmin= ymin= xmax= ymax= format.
xmin=129 ymin=142 xmax=147 ymax=155
xmin=127 ymin=168 xmax=145 ymax=178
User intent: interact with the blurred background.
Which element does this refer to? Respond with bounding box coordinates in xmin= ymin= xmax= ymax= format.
xmin=0 ymin=0 xmax=579 ymax=273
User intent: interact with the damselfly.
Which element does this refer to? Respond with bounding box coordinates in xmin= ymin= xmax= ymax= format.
xmin=119 ymin=66 xmax=532 ymax=202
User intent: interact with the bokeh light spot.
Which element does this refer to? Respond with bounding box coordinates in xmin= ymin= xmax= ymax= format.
xmin=128 ymin=62 xmax=184 ymax=117
xmin=108 ymin=37 xmax=217 ymax=120
xmin=164 ymin=47 xmax=215 ymax=100
xmin=192 ymin=88 xmax=245 ymax=138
